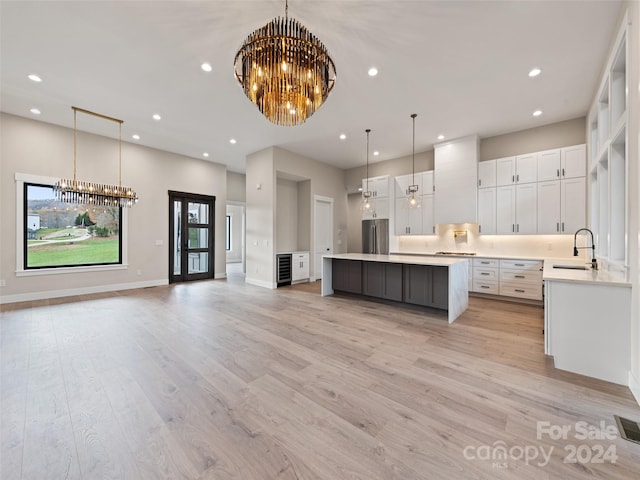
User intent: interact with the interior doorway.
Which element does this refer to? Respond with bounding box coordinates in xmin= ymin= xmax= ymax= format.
xmin=314 ymin=195 xmax=334 ymax=280
xmin=168 ymin=191 xmax=215 ymax=283
xmin=226 ymin=202 xmax=246 ymax=276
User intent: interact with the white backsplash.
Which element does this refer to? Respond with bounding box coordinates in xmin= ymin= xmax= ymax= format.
xmin=397 ymin=223 xmax=587 ymax=260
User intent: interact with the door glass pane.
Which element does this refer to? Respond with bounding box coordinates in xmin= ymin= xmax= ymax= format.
xmin=188 ymin=252 xmax=209 ymax=274
xmin=173 ymin=200 xmax=182 ymax=275
xmin=188 ymin=227 xmax=208 ymax=249
xmin=188 ymin=202 xmax=208 ymax=224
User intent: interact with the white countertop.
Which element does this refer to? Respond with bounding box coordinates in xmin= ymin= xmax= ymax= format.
xmin=542 ymin=258 xmax=630 ymax=287
xmin=323 ymin=253 xmax=468 ymax=267
xmin=394 ymin=251 xmax=549 ymax=261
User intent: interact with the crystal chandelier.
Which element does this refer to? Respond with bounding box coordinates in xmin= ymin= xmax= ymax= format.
xmin=233 ymin=0 xmax=337 ymax=126
xmin=407 ymin=113 xmax=421 ymax=209
xmin=53 ymin=107 xmax=138 ymax=207
xmin=362 ymin=129 xmax=373 ymax=210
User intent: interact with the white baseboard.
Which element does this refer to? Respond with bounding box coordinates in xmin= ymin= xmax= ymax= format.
xmin=0 ymin=279 xmax=168 ymax=304
xmin=215 ymin=272 xmax=227 ymax=279
xmin=245 ymin=277 xmax=276 ymax=289
xmin=629 ymin=371 xmax=640 ymax=407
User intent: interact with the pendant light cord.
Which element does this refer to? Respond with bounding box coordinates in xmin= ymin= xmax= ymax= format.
xmin=285 ymin=0 xmax=288 ymax=19
xmin=365 ymin=129 xmax=371 ymax=192
xmin=411 ymin=113 xmax=417 ymax=185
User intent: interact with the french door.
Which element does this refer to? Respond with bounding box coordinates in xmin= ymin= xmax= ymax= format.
xmin=169 ymin=191 xmax=215 ymax=283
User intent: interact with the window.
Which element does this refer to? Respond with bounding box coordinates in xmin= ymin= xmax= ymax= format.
xmin=24 ymin=182 xmax=122 ymax=269
xmin=226 ymin=214 xmax=231 ymax=251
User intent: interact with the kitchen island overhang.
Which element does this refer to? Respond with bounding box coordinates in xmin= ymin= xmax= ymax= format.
xmin=321 ymin=253 xmax=469 ymax=323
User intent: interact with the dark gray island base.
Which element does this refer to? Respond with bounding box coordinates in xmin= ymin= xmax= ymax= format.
xmin=321 ymin=253 xmax=469 ymax=323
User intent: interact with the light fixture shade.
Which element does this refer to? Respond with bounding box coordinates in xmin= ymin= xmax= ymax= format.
xmin=234 ymin=3 xmax=336 ymax=126
xmin=406 ymin=184 xmax=421 ymax=209
xmin=407 ymin=113 xmax=420 ymax=208
xmin=52 ymin=107 xmax=138 ymax=208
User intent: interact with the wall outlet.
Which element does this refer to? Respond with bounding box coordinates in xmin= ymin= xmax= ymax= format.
xmin=136 ymin=269 xmax=142 ymax=276
xmin=0 ymin=279 xmax=6 ymax=287
xmin=155 ymin=239 xmax=163 ymax=246
xmin=547 ymin=243 xmax=553 ymax=251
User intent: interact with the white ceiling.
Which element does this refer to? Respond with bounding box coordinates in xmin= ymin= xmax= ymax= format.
xmin=1 ymin=1 xmax=622 ymax=173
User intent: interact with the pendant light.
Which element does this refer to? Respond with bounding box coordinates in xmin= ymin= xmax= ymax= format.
xmin=407 ymin=113 xmax=421 ymax=209
xmin=362 ymin=129 xmax=373 ymax=211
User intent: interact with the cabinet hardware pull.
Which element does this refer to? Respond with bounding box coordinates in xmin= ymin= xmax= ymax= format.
xmin=481 ymin=261 xmax=489 ymax=264
xmin=557 ymin=222 xmax=559 ymax=232
xmin=478 ymin=179 xmax=481 ymax=186
xmin=512 ymin=175 xmax=515 ymax=183
xmin=481 ymin=285 xmax=490 ymax=289
xmin=512 ymin=224 xmax=515 ymax=232
xmin=479 ymin=225 xmax=482 ymax=233
xmin=481 ymin=272 xmax=489 ymax=276
xmin=562 ymin=168 xmax=565 ymax=177
xmin=516 ymin=174 xmax=519 ymax=182
xmin=561 ymin=222 xmax=564 ymax=232
xmin=515 ymin=263 xmax=524 ymax=266
xmin=515 ymin=289 xmax=525 ymax=293
xmin=557 ymin=169 xmax=560 ymax=177
xmin=515 ymin=275 xmax=525 ymax=278
xmin=516 ymin=224 xmax=519 ymax=233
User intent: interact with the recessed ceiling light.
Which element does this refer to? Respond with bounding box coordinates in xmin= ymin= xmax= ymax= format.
xmin=201 ymin=63 xmax=212 ymax=72
xmin=30 ymin=108 xmax=41 ymax=115
xmin=373 ymin=151 xmax=379 ymax=156
xmin=533 ymin=110 xmax=543 ymax=117
xmin=229 ymin=138 xmax=237 ymax=144
xmin=368 ymin=67 xmax=378 ymax=77
xmin=339 ymin=133 xmax=346 ymax=140
xmin=28 ymin=74 xmax=42 ymax=82
xmin=152 ymin=113 xmax=161 ymax=121
xmin=132 ymin=134 xmax=140 ymax=140
xmin=437 ymin=134 xmax=445 ymax=140
xmin=203 ymin=152 xmax=209 ymax=157
xmin=528 ymin=68 xmax=541 ymax=77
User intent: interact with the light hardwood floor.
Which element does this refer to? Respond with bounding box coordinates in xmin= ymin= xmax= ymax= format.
xmin=2 ymin=276 xmax=640 ymax=479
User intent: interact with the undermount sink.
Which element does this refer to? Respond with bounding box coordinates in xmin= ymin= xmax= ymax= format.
xmin=553 ymin=264 xmax=589 ymax=270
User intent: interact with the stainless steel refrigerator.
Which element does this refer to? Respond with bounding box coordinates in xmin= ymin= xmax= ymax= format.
xmin=362 ymin=219 xmax=389 ymax=254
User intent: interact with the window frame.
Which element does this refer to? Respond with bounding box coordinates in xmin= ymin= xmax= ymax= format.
xmin=226 ymin=214 xmax=231 ymax=251
xmin=15 ymin=173 xmax=128 ymax=277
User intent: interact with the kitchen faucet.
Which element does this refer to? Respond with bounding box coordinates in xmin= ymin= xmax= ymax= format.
xmin=573 ymin=228 xmax=598 ymax=270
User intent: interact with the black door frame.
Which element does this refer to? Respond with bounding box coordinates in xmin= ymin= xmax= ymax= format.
xmin=168 ymin=190 xmax=215 ymax=283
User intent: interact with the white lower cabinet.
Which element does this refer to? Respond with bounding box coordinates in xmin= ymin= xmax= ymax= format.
xmin=292 ymin=252 xmax=310 ymax=282
xmin=472 ymin=258 xmax=499 ymax=294
xmin=498 ymin=259 xmax=543 ymax=300
xmin=470 ymin=257 xmax=543 ymax=301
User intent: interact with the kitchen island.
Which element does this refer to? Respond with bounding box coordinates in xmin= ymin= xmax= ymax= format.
xmin=322 ymin=253 xmax=469 ymax=323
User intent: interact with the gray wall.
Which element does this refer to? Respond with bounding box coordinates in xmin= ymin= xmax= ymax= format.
xmin=1 ymin=113 xmax=228 ymax=302
xmin=479 ymin=117 xmax=586 ymax=161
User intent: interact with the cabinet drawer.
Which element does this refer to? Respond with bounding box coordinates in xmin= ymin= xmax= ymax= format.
xmin=472 ymin=279 xmax=499 ymax=295
xmin=473 ymin=268 xmax=498 ymax=281
xmin=499 ymin=282 xmax=542 ymax=300
xmin=500 ymin=268 xmax=542 ymax=285
xmin=473 ymin=258 xmax=499 ymax=268
xmin=500 ymin=259 xmax=542 ymax=271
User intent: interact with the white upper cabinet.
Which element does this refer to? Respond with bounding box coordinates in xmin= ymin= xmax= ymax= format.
xmin=496 ymin=154 xmax=536 ymax=185
xmin=537 ymin=180 xmax=562 ymax=234
xmin=561 ymin=144 xmax=587 ymax=179
xmin=537 ymin=145 xmax=586 ymax=182
xmin=394 ymin=173 xmax=423 ymax=198
xmin=537 ymin=149 xmax=562 ymax=182
xmin=434 ymin=135 xmax=478 ymax=224
xmin=561 ymin=177 xmax=586 ymax=234
xmin=496 ymin=186 xmax=516 ymax=234
xmin=478 ymin=187 xmax=496 ymax=234
xmin=496 ymin=157 xmax=516 ymax=186
xmin=515 ymin=183 xmax=537 ymax=234
xmin=362 ymin=175 xmax=390 ymax=197
xmin=422 ymin=194 xmax=435 ymax=235
xmin=421 ymin=171 xmax=434 ymax=195
xmin=478 ymin=160 xmax=496 ymax=188
xmin=515 ymin=153 xmax=538 ymax=184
